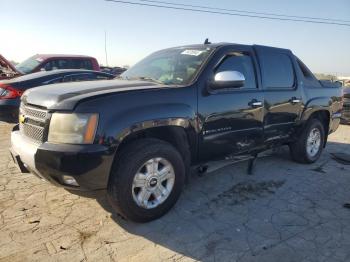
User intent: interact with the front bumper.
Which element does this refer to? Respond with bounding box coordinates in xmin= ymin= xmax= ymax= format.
xmin=10 ymin=129 xmax=113 ymax=190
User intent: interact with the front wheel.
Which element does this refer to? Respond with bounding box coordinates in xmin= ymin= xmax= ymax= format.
xmin=107 ymin=138 xmax=185 ymax=222
xmin=289 ymin=118 xmax=325 ymax=164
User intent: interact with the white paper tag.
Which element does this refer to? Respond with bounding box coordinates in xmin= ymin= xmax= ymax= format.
xmin=181 ymin=50 xmax=205 ymax=56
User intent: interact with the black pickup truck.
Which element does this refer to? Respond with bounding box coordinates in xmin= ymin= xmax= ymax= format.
xmin=10 ymin=43 xmax=343 ymax=222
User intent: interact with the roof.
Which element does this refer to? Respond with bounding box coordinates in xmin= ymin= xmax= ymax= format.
xmin=163 ymin=42 xmax=234 ymax=50
xmin=160 ymin=42 xmax=291 ymax=53
xmin=32 ymin=54 xmax=95 ymax=59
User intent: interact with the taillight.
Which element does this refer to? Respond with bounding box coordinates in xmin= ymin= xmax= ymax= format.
xmin=0 ymin=84 xmax=23 ymax=99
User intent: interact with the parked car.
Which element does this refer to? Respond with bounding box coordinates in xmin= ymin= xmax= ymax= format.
xmin=0 ymin=54 xmax=20 ymax=80
xmin=10 ymin=43 xmax=343 ymax=222
xmin=100 ymin=66 xmax=127 ymax=76
xmin=0 ymin=69 xmax=114 ymax=120
xmin=15 ymin=54 xmax=100 ymax=75
xmin=341 ymin=87 xmax=350 ymax=123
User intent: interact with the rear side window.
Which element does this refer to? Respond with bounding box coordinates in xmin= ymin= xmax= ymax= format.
xmin=260 ymin=53 xmax=294 ymax=89
xmin=215 ymin=52 xmax=257 ymax=89
xmin=70 ymin=59 xmax=93 ymax=70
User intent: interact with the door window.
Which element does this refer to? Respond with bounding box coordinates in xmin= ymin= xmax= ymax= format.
xmin=41 ymin=59 xmax=69 ymax=71
xmin=260 ymin=53 xmax=295 ymax=89
xmin=215 ymin=52 xmax=257 ymax=89
xmin=70 ymin=59 xmax=93 ymax=70
xmin=41 ymin=61 xmax=53 ymax=71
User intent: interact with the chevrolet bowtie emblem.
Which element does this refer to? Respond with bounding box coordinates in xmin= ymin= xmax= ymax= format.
xmin=19 ymin=114 xmax=26 ymax=124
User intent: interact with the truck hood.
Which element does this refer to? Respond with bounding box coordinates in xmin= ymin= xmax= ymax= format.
xmin=21 ymin=79 xmax=163 ymax=110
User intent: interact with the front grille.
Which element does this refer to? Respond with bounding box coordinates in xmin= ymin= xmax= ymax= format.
xmin=22 ymin=106 xmax=47 ymax=119
xmin=21 ymin=123 xmax=45 ymax=142
xmin=19 ymin=104 xmax=48 ymax=143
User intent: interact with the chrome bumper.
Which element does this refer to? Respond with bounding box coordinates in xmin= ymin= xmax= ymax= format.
xmin=10 ymin=130 xmax=41 ymax=175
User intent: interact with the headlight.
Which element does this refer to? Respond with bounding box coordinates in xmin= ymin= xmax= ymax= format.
xmin=48 ymin=113 xmax=99 ymax=144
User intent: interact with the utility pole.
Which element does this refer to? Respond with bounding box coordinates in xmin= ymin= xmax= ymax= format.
xmin=104 ymin=31 xmax=109 ymax=66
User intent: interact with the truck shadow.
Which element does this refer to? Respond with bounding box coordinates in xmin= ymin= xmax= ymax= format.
xmin=72 ymin=141 xmax=350 ymax=261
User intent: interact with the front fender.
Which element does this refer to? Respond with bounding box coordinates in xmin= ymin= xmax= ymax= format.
xmin=102 ymin=103 xmax=197 ymax=146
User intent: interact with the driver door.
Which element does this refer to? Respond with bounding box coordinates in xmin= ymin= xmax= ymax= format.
xmin=198 ymin=47 xmax=264 ymax=161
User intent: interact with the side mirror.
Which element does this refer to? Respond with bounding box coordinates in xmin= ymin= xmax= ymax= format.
xmin=210 ymin=71 xmax=245 ymax=90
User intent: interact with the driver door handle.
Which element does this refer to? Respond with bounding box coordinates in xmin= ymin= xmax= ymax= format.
xmin=290 ymin=97 xmax=301 ymax=104
xmin=249 ymin=99 xmax=263 ymax=108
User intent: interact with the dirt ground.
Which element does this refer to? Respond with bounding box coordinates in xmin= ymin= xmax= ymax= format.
xmin=0 ymin=121 xmax=350 ymax=262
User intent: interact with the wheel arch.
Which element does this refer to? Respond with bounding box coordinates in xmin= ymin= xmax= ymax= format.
xmin=301 ymin=108 xmax=330 ymax=147
xmin=111 ymin=118 xmax=197 ymax=180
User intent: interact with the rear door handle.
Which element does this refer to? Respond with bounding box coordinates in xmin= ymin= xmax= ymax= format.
xmin=249 ymin=99 xmax=263 ymax=108
xmin=290 ymin=97 xmax=301 ymax=104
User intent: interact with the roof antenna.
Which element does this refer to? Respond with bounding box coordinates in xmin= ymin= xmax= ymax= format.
xmin=204 ymin=38 xmax=211 ymax=45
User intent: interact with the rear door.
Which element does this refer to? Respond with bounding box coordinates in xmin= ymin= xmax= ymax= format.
xmin=255 ymin=46 xmax=303 ymax=142
xmin=198 ymin=46 xmax=264 ymax=161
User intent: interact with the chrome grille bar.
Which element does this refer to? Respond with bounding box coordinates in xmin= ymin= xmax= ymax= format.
xmin=19 ymin=104 xmax=48 ymax=143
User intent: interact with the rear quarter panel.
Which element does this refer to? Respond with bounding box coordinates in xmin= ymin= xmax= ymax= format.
xmin=301 ymin=84 xmax=343 ymax=133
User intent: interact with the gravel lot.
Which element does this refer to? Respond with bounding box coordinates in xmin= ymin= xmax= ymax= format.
xmin=0 ymin=121 xmax=350 ymax=262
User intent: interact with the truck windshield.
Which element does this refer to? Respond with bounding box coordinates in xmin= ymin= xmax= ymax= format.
xmin=121 ymin=47 xmax=213 ymax=85
xmin=16 ymin=56 xmax=41 ymax=74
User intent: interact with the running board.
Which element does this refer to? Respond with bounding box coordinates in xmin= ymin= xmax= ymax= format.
xmin=196 ymin=154 xmax=258 ymax=175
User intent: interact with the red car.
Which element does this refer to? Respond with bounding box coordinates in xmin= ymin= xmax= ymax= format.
xmin=15 ymin=54 xmax=100 ymax=74
xmin=0 ymin=54 xmax=100 ymax=79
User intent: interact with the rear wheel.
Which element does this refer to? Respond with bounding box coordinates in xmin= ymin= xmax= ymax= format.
xmin=107 ymin=138 xmax=185 ymax=222
xmin=289 ymin=118 xmax=325 ymax=163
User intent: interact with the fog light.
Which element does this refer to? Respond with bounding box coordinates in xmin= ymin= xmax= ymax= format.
xmin=62 ymin=175 xmax=79 ymax=186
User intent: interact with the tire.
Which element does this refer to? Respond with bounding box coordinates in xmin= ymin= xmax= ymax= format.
xmin=107 ymin=138 xmax=185 ymax=222
xmin=289 ymin=118 xmax=325 ymax=164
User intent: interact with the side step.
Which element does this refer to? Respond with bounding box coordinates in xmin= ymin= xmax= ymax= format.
xmin=196 ymin=153 xmax=258 ymax=175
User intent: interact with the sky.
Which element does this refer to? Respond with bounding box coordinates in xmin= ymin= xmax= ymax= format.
xmin=1 ymin=0 xmax=350 ymax=75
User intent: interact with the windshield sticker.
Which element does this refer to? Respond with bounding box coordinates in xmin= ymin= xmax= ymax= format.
xmin=36 ymin=58 xmax=44 ymax=62
xmin=181 ymin=50 xmax=205 ymax=56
